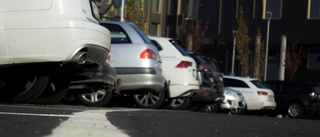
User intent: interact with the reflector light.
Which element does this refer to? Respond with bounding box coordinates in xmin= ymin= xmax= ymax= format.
xmin=199 ymin=64 xmax=209 ymax=70
xmin=176 ymin=61 xmax=192 ymax=68
xmin=140 ymin=49 xmax=158 ymax=60
xmin=257 ymin=91 xmax=268 ymax=95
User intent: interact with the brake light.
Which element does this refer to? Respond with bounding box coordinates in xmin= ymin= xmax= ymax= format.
xmin=140 ymin=49 xmax=158 ymax=60
xmin=199 ymin=64 xmax=209 ymax=70
xmin=176 ymin=61 xmax=192 ymax=68
xmin=257 ymin=91 xmax=268 ymax=95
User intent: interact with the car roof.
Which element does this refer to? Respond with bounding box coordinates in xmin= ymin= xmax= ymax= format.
xmin=99 ymin=20 xmax=152 ymax=44
xmin=223 ymin=75 xmax=260 ymax=81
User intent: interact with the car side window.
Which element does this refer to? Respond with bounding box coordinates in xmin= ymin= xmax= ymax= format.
xmin=223 ymin=78 xmax=249 ymax=88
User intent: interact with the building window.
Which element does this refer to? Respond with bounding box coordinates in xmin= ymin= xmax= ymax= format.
xmin=263 ymin=0 xmax=282 ymax=19
xmin=149 ymin=23 xmax=159 ymax=35
xmin=167 ymin=0 xmax=173 ymax=15
xmin=181 ymin=0 xmax=189 ymax=14
xmin=151 ymin=0 xmax=160 ymax=13
xmin=308 ymin=0 xmax=320 ymax=19
xmin=307 ymin=48 xmax=320 ymax=69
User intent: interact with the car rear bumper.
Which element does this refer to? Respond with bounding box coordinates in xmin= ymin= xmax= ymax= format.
xmin=69 ymin=63 xmax=118 ymax=90
xmin=191 ymin=86 xmax=225 ymax=103
xmin=116 ymin=68 xmax=165 ymax=92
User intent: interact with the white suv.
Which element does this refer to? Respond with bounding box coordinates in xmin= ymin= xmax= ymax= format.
xmin=149 ymin=35 xmax=200 ymax=110
xmin=0 ymin=0 xmax=112 ymax=104
xmin=223 ymin=75 xmax=276 ymax=112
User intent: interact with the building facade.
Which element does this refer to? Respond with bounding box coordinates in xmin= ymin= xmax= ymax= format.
xmin=99 ymin=0 xmax=320 ymax=84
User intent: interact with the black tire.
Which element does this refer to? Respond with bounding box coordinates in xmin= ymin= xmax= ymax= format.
xmin=61 ymin=92 xmax=80 ymax=105
xmin=287 ymin=102 xmax=304 ymax=118
xmin=32 ymin=76 xmax=70 ymax=104
xmin=0 ymin=75 xmax=49 ymax=103
xmin=203 ymin=103 xmax=219 ymax=113
xmin=133 ymin=90 xmax=165 ymax=109
xmin=230 ymin=108 xmax=246 ymax=115
xmin=168 ymin=97 xmax=191 ymax=110
xmin=77 ymin=86 xmax=113 ymax=107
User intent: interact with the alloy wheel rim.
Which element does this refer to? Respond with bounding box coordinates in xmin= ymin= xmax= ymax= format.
xmin=288 ymin=104 xmax=301 ymax=117
xmin=206 ymin=104 xmax=218 ymax=112
xmin=135 ymin=92 xmax=161 ymax=106
xmin=170 ymin=98 xmax=186 ymax=107
xmin=81 ymin=88 xmax=107 ymax=103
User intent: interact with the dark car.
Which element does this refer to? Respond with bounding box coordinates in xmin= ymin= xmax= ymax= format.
xmin=263 ymin=80 xmax=320 ymax=118
xmin=187 ymin=51 xmax=225 ymax=107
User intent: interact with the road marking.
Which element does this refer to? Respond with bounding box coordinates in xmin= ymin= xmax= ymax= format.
xmin=0 ymin=108 xmax=131 ymax=137
xmin=0 ymin=112 xmax=72 ymax=117
xmin=45 ymin=109 xmax=130 ymax=137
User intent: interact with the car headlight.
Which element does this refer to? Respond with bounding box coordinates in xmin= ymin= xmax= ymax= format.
xmin=310 ymin=92 xmax=320 ymax=99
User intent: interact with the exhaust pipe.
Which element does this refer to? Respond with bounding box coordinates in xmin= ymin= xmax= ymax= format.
xmin=72 ymin=52 xmax=88 ymax=64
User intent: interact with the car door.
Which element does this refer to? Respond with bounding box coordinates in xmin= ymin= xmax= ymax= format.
xmin=223 ymin=78 xmax=257 ymax=109
xmin=273 ymin=82 xmax=288 ymax=108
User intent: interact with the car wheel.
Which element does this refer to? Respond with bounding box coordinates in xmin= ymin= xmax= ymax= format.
xmin=61 ymin=92 xmax=79 ymax=105
xmin=287 ymin=102 xmax=304 ymax=118
xmin=32 ymin=76 xmax=70 ymax=104
xmin=230 ymin=108 xmax=246 ymax=115
xmin=168 ymin=97 xmax=191 ymax=110
xmin=204 ymin=103 xmax=219 ymax=113
xmin=0 ymin=75 xmax=49 ymax=103
xmin=133 ymin=90 xmax=165 ymax=109
xmin=77 ymin=86 xmax=113 ymax=107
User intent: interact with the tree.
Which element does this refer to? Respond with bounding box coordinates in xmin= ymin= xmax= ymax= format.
xmin=285 ymin=41 xmax=305 ymax=80
xmin=235 ymin=6 xmax=251 ymax=76
xmin=125 ymin=0 xmax=147 ymax=33
xmin=251 ymin=28 xmax=266 ymax=79
xmin=180 ymin=18 xmax=210 ymax=51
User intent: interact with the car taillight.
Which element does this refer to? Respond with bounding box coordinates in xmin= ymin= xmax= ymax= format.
xmin=257 ymin=91 xmax=268 ymax=95
xmin=176 ymin=61 xmax=192 ymax=68
xmin=140 ymin=49 xmax=158 ymax=60
xmin=199 ymin=64 xmax=209 ymax=70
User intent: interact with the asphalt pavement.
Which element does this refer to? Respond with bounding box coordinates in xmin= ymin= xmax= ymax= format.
xmin=0 ymin=104 xmax=320 ymax=137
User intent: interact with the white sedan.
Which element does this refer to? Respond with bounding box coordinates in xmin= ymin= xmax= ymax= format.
xmin=223 ymin=75 xmax=276 ymax=112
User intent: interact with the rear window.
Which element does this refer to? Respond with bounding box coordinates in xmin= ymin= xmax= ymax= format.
xmin=169 ymin=40 xmax=190 ymax=56
xmin=100 ymin=24 xmax=131 ymax=44
xmin=150 ymin=40 xmax=163 ymax=51
xmin=191 ymin=54 xmax=207 ymax=65
xmin=129 ymin=24 xmax=152 ymax=44
xmin=251 ymin=80 xmax=269 ymax=89
xmin=223 ymin=78 xmax=249 ymax=88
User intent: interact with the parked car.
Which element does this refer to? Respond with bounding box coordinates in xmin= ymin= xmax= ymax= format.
xmin=263 ymin=80 xmax=320 ymax=118
xmin=0 ymin=0 xmax=111 ymax=104
xmin=66 ymin=62 xmax=119 ymax=107
xmin=205 ymin=87 xmax=246 ymax=114
xmin=223 ymin=75 xmax=276 ymax=113
xmin=148 ymin=35 xmax=200 ymax=110
xmin=186 ymin=51 xmax=225 ymax=106
xmin=73 ymin=21 xmax=166 ymax=108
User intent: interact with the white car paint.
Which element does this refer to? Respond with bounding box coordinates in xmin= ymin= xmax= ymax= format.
xmin=223 ymin=75 xmax=276 ymax=111
xmin=148 ymin=35 xmax=199 ymax=98
xmin=0 ymin=0 xmax=110 ymax=65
